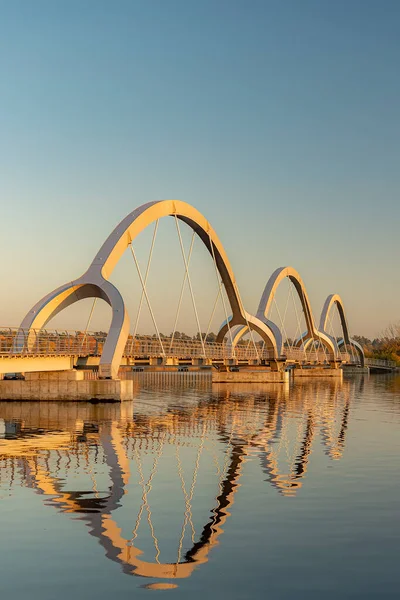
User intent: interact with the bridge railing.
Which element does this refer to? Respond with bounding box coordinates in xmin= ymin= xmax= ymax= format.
xmin=283 ymin=347 xmax=336 ymax=363
xmin=365 ymin=357 xmax=397 ymax=368
xmin=0 ymin=327 xmax=347 ymax=364
xmin=1 ymin=328 xmax=274 ymax=360
xmin=124 ymin=337 xmax=274 ymax=360
xmin=0 ymin=327 xmax=104 ymax=356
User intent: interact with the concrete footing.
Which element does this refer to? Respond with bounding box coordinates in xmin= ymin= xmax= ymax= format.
xmin=292 ymin=367 xmax=343 ymax=379
xmin=0 ymin=371 xmax=134 ymax=402
xmin=212 ymin=369 xmax=289 ymax=384
xmin=342 ymin=366 xmax=369 ymax=374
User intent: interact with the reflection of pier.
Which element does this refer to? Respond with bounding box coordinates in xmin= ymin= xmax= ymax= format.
xmin=0 ymin=379 xmax=359 ymax=583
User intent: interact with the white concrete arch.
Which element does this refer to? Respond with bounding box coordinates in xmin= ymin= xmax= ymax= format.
xmin=227 ymin=266 xmax=335 ymax=357
xmin=319 ymin=294 xmax=365 ymax=367
xmin=18 ymin=200 xmax=277 ymax=378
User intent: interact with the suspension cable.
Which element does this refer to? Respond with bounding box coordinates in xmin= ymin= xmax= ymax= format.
xmin=169 ymin=231 xmax=195 ymax=352
xmin=174 ymin=215 xmax=206 ymax=355
xmin=133 ymin=219 xmax=159 ymax=340
xmin=327 ymin=311 xmax=339 ymax=356
xmin=328 ymin=309 xmax=346 ymax=363
xmin=346 ymin=327 xmax=356 ymax=363
xmin=79 ymin=298 xmax=97 ymax=353
xmin=319 ymin=334 xmax=329 ymax=363
xmin=289 ymin=283 xmax=302 ymax=352
xmin=129 ymin=244 xmax=165 ymax=356
xmin=273 ymin=296 xmax=291 ymax=356
xmin=231 ymin=273 xmax=260 ymax=360
xmin=281 ymin=282 xmax=292 ymax=332
xmin=276 ymin=279 xmax=292 ymax=351
xmin=299 ymin=285 xmax=313 ymax=362
xmin=203 ymin=287 xmax=222 ymax=344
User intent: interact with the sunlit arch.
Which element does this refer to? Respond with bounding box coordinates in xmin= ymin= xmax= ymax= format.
xmin=319 ymin=294 xmax=365 ymax=367
xmin=17 ymin=200 xmax=277 ymax=378
xmin=230 ymin=266 xmax=335 ymax=356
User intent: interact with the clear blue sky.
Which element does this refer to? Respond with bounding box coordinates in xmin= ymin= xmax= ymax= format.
xmin=0 ymin=0 xmax=399 ymax=338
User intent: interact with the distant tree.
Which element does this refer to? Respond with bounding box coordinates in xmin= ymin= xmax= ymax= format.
xmin=356 ymin=322 xmax=400 ymax=364
xmin=353 ymin=335 xmax=372 ymax=348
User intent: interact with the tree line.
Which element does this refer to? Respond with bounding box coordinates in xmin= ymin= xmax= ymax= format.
xmin=353 ymin=323 xmax=400 ymax=364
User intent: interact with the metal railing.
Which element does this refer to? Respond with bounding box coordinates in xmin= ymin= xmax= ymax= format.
xmin=0 ymin=327 xmax=104 ymax=357
xmin=282 ymin=347 xmax=336 ymax=363
xmin=124 ymin=337 xmax=274 ymax=360
xmin=0 ymin=327 xmax=340 ymax=364
xmin=365 ymin=357 xmax=397 ymax=368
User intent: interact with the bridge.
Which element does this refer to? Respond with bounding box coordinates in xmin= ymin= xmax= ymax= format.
xmin=0 ymin=198 xmax=392 ymax=390
xmin=364 ymin=358 xmax=398 ymax=372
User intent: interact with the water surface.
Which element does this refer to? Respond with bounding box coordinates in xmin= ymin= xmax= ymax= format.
xmin=0 ymin=375 xmax=399 ymax=599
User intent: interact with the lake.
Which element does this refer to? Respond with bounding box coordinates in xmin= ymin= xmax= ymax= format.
xmin=0 ymin=374 xmax=399 ymax=599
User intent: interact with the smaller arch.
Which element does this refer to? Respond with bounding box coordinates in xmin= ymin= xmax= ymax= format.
xmin=229 ymin=267 xmax=335 ymax=357
xmin=16 ymin=278 xmax=129 ymax=379
xmin=215 ymin=312 xmax=278 ymax=355
xmin=319 ymin=294 xmax=365 ymax=367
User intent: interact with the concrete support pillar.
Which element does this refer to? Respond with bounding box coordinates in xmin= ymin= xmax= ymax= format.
xmin=270 ymin=360 xmax=286 ymax=372
xmin=192 ymin=357 xmax=212 ymax=366
xmin=223 ymin=358 xmax=238 ymax=366
xmin=165 ymin=357 xmax=179 ymax=366
xmin=149 ymin=357 xmax=164 ymax=366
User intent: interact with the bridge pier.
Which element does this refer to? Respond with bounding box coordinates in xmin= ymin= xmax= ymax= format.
xmin=212 ymin=370 xmax=289 ymax=384
xmin=342 ymin=365 xmax=370 ymax=374
xmin=192 ymin=358 xmax=212 ymax=366
xmin=0 ymin=371 xmax=133 ymax=402
xmin=212 ymin=363 xmax=288 ymax=384
xmin=292 ymin=365 xmax=343 ymax=378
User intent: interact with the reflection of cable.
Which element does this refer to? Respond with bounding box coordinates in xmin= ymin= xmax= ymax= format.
xmin=175 ymin=445 xmax=196 ymax=544
xmin=0 ymin=384 xmax=354 ymax=584
xmin=176 ymin=422 xmax=206 ymax=563
xmin=130 ymin=433 xmax=165 ymax=563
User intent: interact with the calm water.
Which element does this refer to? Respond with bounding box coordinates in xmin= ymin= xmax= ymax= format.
xmin=0 ymin=374 xmax=399 ymax=599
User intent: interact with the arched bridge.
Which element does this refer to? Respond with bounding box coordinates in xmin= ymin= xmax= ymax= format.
xmin=2 ymin=200 xmax=366 ymax=378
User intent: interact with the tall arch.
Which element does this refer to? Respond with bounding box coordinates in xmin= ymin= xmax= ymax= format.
xmin=226 ymin=267 xmax=335 ymax=357
xmin=18 ymin=200 xmax=277 ymax=378
xmin=319 ymin=294 xmax=365 ymax=367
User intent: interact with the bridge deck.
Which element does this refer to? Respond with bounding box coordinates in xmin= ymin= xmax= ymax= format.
xmin=1 ymin=330 xmax=395 ymax=374
xmin=0 ymin=328 xmax=339 ymax=359
xmin=0 ymin=327 xmax=354 ymax=374
xmin=364 ymin=358 xmax=397 ymax=371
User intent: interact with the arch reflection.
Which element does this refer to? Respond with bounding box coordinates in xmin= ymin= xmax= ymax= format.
xmin=0 ymin=378 xmax=360 ymax=583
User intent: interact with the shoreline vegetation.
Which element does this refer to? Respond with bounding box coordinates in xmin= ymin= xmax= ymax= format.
xmin=353 ymin=323 xmax=400 ymax=366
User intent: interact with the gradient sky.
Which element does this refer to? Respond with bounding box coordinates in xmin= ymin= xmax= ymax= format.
xmin=0 ymin=0 xmax=399 ymax=338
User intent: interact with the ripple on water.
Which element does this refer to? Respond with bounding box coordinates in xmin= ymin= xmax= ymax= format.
xmin=0 ymin=374 xmax=399 ymax=599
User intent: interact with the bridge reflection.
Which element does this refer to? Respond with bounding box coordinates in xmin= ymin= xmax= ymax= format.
xmin=0 ymin=378 xmax=362 ymax=584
